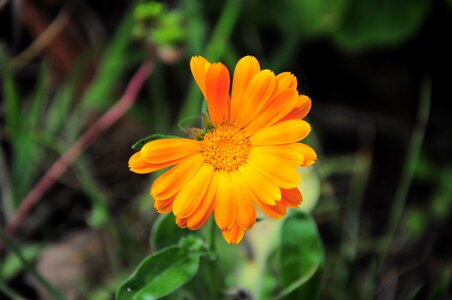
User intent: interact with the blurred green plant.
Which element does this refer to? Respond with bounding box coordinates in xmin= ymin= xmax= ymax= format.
xmin=0 ymin=0 xmax=440 ymax=299
xmin=258 ymin=0 xmax=431 ymax=65
xmin=117 ymin=236 xmax=212 ymax=300
xmin=0 ymin=3 xmax=148 ymax=298
xmin=132 ymin=1 xmax=185 ymax=47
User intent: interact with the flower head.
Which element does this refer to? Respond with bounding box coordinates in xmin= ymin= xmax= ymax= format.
xmin=129 ymin=55 xmax=316 ymax=244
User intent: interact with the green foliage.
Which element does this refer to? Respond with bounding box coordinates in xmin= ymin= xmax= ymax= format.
xmin=116 ymin=236 xmax=210 ymax=300
xmin=0 ymin=0 xmax=438 ymax=298
xmin=259 ymin=0 xmax=431 ymax=53
xmin=333 ymin=0 xmax=431 ymax=51
xmin=79 ymin=5 xmax=138 ymax=111
xmin=0 ymin=244 xmax=42 ymax=280
xmin=404 ymin=208 xmax=427 ymax=237
xmin=261 ymin=0 xmax=350 ymax=37
xmin=132 ymin=134 xmax=180 ymax=151
xmin=133 ymin=1 xmax=185 ymax=47
xmin=183 ymin=0 xmax=208 ymax=54
xmin=150 ymin=213 xmax=193 ymax=252
xmin=257 ymin=212 xmax=325 ymax=300
xmin=0 ymin=59 xmax=48 ymax=205
xmin=279 ymin=211 xmax=325 ymax=299
xmin=0 ymin=234 xmax=66 ymax=300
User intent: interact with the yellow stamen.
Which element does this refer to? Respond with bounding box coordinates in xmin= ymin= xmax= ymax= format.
xmin=201 ymin=124 xmax=251 ymax=172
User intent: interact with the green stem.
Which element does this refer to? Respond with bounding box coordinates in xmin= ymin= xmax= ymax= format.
xmin=209 ymin=215 xmax=217 ymax=252
xmin=0 ymin=233 xmax=67 ymax=300
xmin=341 ymin=149 xmax=373 ymax=261
xmin=206 ymin=217 xmax=221 ymax=300
xmin=177 ymin=0 xmax=242 ymax=124
xmin=378 ymin=77 xmax=431 ymax=267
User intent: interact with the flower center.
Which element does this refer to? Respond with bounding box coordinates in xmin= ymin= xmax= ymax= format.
xmin=201 ymin=124 xmax=251 ymax=172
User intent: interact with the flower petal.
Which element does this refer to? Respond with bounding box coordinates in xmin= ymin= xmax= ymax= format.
xmin=151 ymin=154 xmax=204 ymax=200
xmin=205 ymin=63 xmax=230 ymax=125
xmin=214 ymin=172 xmax=237 ymax=230
xmin=248 ymin=149 xmax=301 ymax=189
xmin=230 ymin=172 xmax=256 ymax=230
xmin=250 ymin=119 xmax=311 ymax=146
xmin=230 ymin=56 xmax=260 ymax=120
xmin=190 ymin=56 xmax=211 ymax=98
xmin=254 ymin=196 xmax=287 ymax=218
xmin=281 ymin=188 xmax=303 ymax=208
xmin=280 ymin=95 xmax=311 ymax=122
xmin=222 ymin=223 xmax=245 ymax=244
xmin=172 ymin=163 xmax=214 ymax=218
xmin=176 ymin=215 xmax=188 ymax=228
xmin=275 ymin=72 xmax=297 ymax=90
xmin=141 ymin=139 xmax=201 ymax=164
xmin=297 ymin=143 xmax=317 ymax=166
xmin=244 ymin=89 xmax=298 ymax=134
xmin=154 ymin=196 xmax=175 ymax=213
xmin=238 ymin=164 xmax=280 ymax=205
xmin=186 ymin=173 xmax=218 ymax=230
xmin=252 ymin=145 xmax=304 ymax=167
xmin=128 ymin=152 xmax=176 ymax=174
xmin=233 ymin=70 xmax=276 ymax=128
xmin=284 ymin=143 xmax=317 ymax=166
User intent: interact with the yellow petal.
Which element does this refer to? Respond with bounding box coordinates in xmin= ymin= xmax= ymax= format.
xmin=275 ymin=72 xmax=297 ymax=92
xmin=250 ymin=119 xmax=311 ymax=146
xmin=254 ymin=197 xmax=287 ymax=218
xmin=172 ymin=163 xmax=214 ymax=218
xmin=205 ymin=63 xmax=231 ymax=125
xmin=247 ymin=150 xmax=301 ymax=189
xmin=280 ymin=95 xmax=311 ymax=122
xmin=298 ymin=143 xmax=317 ymax=166
xmin=233 ymin=70 xmax=276 ymax=128
xmin=230 ymin=56 xmax=260 ymax=120
xmin=238 ymin=164 xmax=280 ymax=205
xmin=151 ymin=154 xmax=204 ymax=200
xmin=176 ymin=215 xmax=188 ymax=228
xmin=230 ymin=172 xmax=256 ymax=230
xmin=186 ymin=173 xmax=218 ymax=230
xmin=141 ymin=139 xmax=200 ymax=164
xmin=251 ymin=145 xmax=304 ymax=167
xmin=190 ymin=56 xmax=211 ymax=98
xmin=222 ymin=223 xmax=245 ymax=244
xmin=154 ymin=196 xmax=175 ymax=213
xmin=128 ymin=152 xmax=177 ymax=174
xmin=244 ymin=89 xmax=298 ymax=135
xmin=214 ymin=172 xmax=237 ymax=230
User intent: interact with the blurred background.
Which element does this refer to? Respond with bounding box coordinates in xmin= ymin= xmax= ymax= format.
xmin=0 ymin=0 xmax=447 ymax=299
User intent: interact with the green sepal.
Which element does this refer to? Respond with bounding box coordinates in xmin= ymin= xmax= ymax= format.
xmin=131 ymin=134 xmax=179 ymax=151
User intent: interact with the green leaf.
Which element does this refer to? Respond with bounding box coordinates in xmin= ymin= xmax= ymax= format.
xmin=29 ymin=63 xmax=50 ymax=127
xmin=150 ymin=213 xmax=193 ymax=252
xmin=0 ymin=53 xmax=20 ymax=137
xmin=116 ymin=237 xmax=207 ymax=300
xmin=259 ymin=0 xmax=350 ymax=38
xmin=81 ymin=5 xmax=137 ymax=109
xmin=279 ymin=211 xmax=325 ymax=299
xmin=131 ymin=134 xmax=179 ymax=150
xmin=333 ymin=0 xmax=431 ymax=51
xmin=0 ymin=244 xmax=42 ymax=279
xmin=405 ymin=285 xmax=423 ymax=300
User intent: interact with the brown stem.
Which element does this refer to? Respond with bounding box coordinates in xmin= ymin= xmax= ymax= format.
xmin=3 ymin=59 xmax=154 ymax=236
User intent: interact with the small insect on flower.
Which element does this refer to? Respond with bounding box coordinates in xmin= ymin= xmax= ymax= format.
xmin=129 ymin=55 xmax=316 ymax=244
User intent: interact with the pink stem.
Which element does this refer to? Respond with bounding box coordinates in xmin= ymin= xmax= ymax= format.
xmin=4 ymin=60 xmax=154 ymax=236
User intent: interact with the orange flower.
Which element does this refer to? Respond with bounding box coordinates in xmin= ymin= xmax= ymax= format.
xmin=129 ymin=55 xmax=316 ymax=244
